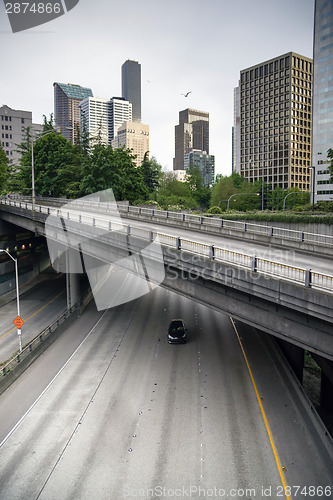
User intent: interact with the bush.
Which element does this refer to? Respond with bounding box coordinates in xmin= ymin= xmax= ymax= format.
xmin=207 ymin=206 xmax=222 ymax=215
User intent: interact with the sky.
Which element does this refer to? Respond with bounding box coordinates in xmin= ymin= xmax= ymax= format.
xmin=0 ymin=0 xmax=315 ymax=175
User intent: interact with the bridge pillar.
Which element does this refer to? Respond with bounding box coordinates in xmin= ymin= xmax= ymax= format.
xmin=321 ymin=371 xmax=333 ymax=412
xmin=277 ymin=339 xmax=304 ymax=383
xmin=66 ymin=251 xmax=80 ymax=310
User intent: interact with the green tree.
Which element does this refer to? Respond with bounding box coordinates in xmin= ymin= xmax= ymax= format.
xmin=156 ymin=171 xmax=197 ymax=209
xmin=186 ymin=165 xmax=211 ymax=209
xmin=81 ymin=145 xmax=148 ymax=203
xmin=0 ymin=143 xmax=9 ymax=193
xmin=140 ymin=153 xmax=162 ymax=194
xmin=210 ymin=172 xmax=259 ymax=210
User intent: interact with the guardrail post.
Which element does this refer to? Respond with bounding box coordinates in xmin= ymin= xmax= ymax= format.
xmin=138 ymin=207 xmax=141 ymax=215
xmin=108 ymin=220 xmax=111 ymax=231
xmin=127 ymin=225 xmax=131 ymax=236
xmin=220 ymin=219 xmax=224 ymax=228
xmin=300 ymin=232 xmax=304 ymax=242
xmin=92 ymin=218 xmax=95 ymax=226
xmin=176 ymin=237 xmax=181 ymax=250
xmin=166 ymin=211 xmax=169 ymax=219
xmin=152 ymin=209 xmax=155 ymax=216
xmin=199 ymin=216 xmax=203 ymax=224
xmin=244 ymin=223 xmax=247 ymax=232
xmin=17 ymin=354 xmax=20 ymax=363
xmin=269 ymin=226 xmax=273 ymax=237
xmin=3 ymin=367 xmax=6 ymax=376
xmin=209 ymin=245 xmax=215 ymax=260
xmin=251 ymin=256 xmax=257 ymax=272
xmin=305 ymin=269 xmax=311 ymax=287
xmin=182 ymin=213 xmax=185 ymax=222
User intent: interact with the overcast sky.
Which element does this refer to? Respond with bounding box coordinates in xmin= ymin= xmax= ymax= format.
xmin=0 ymin=0 xmax=315 ymax=175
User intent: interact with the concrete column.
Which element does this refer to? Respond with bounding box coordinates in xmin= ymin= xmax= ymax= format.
xmin=66 ymin=250 xmax=80 ymax=310
xmin=277 ymin=339 xmax=304 ymax=383
xmin=320 ymin=371 xmax=333 ymax=412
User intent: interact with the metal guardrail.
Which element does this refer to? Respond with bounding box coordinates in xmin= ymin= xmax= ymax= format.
xmin=0 ymin=290 xmax=91 ymax=379
xmin=1 ymin=306 xmax=72 ymax=378
xmin=1 ymin=196 xmax=333 ymax=293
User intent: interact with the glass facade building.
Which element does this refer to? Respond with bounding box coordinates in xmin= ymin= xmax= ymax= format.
xmin=54 ymin=82 xmax=93 ymax=143
xmin=312 ymin=0 xmax=333 ymax=202
xmin=184 ymin=149 xmax=215 ymax=186
xmin=121 ymin=60 xmax=141 ymax=123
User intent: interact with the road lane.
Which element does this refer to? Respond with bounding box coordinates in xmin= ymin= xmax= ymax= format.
xmin=0 ymin=273 xmax=67 ymax=361
xmin=0 ymin=288 xmax=331 ymax=499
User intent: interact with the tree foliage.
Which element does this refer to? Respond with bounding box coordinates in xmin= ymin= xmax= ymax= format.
xmin=0 ymin=142 xmax=9 ymax=194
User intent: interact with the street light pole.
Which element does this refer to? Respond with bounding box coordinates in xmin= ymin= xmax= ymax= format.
xmin=227 ymin=192 xmax=260 ymax=210
xmin=308 ymin=166 xmax=316 ymax=211
xmin=0 ymin=249 xmax=22 ymax=352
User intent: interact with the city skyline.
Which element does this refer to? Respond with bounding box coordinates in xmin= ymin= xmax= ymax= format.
xmin=0 ymin=0 xmax=315 ymax=175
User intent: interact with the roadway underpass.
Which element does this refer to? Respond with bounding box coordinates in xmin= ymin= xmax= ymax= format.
xmin=0 ymin=288 xmax=332 ymax=499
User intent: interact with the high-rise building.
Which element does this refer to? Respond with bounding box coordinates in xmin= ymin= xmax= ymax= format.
xmin=54 ymin=82 xmax=93 ymax=144
xmin=174 ymin=108 xmax=209 ymax=171
xmin=232 ymin=84 xmax=241 ymax=173
xmin=80 ymin=97 xmax=110 ymax=146
xmin=312 ymin=0 xmax=333 ymax=202
xmin=184 ymin=149 xmax=215 ymax=186
xmin=121 ymin=60 xmax=141 ymax=123
xmin=112 ymin=121 xmax=149 ymax=167
xmin=237 ymin=52 xmax=312 ymax=191
xmin=0 ymin=105 xmax=42 ymax=165
xmin=108 ymin=97 xmax=132 ymax=142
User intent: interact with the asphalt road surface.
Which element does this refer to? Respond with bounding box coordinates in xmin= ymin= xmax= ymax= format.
xmin=0 ymin=288 xmax=331 ymax=499
xmin=0 ymin=272 xmax=67 ymax=362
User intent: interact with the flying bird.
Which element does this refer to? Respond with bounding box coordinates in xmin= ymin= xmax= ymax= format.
xmin=181 ymin=91 xmax=192 ymax=97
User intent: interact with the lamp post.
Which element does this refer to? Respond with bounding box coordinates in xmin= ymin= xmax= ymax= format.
xmin=282 ymin=191 xmax=304 ymax=211
xmin=0 ymin=249 xmax=22 ymax=352
xmin=218 ymin=199 xmax=228 ymax=208
xmin=308 ymin=166 xmax=316 ymax=211
xmin=227 ymin=192 xmax=260 ymax=210
xmin=31 ymin=129 xmax=55 ymax=211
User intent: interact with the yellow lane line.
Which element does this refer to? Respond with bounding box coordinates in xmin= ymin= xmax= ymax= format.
xmin=230 ymin=317 xmax=291 ymax=500
xmin=0 ymin=289 xmax=65 ymax=341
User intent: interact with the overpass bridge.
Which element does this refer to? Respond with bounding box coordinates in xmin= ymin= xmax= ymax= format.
xmin=0 ymin=195 xmax=332 ymax=407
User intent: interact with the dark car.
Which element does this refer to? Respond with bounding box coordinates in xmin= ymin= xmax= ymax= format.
xmin=168 ymin=319 xmax=187 ymax=344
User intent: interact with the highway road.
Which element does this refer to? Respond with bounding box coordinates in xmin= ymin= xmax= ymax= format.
xmin=0 ymin=271 xmax=67 ymax=362
xmin=0 ymin=287 xmax=331 ymax=499
xmin=58 ymin=206 xmax=333 ymax=277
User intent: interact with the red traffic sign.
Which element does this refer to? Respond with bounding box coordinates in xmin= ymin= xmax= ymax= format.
xmin=13 ymin=316 xmax=24 ymax=329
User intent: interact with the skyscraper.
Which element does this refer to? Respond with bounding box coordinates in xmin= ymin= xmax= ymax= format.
xmin=54 ymin=82 xmax=93 ymax=143
xmin=174 ymin=108 xmax=209 ymax=171
xmin=312 ymin=0 xmax=333 ymax=202
xmin=108 ymin=97 xmax=132 ymax=142
xmin=237 ymin=52 xmax=312 ymax=191
xmin=121 ymin=60 xmax=141 ymax=123
xmin=80 ymin=97 xmax=110 ymax=147
xmin=184 ymin=149 xmax=215 ymax=186
xmin=112 ymin=121 xmax=149 ymax=167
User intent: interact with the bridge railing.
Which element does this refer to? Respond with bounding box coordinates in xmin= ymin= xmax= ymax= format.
xmin=1 ymin=196 xmax=333 ymax=293
xmin=4 ymin=195 xmax=333 ymax=248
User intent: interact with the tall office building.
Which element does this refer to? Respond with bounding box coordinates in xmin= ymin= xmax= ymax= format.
xmin=112 ymin=121 xmax=149 ymax=167
xmin=174 ymin=108 xmax=209 ymax=171
xmin=237 ymin=52 xmax=312 ymax=191
xmin=121 ymin=60 xmax=141 ymax=122
xmin=184 ymin=149 xmax=215 ymax=186
xmin=0 ymin=105 xmax=42 ymax=165
xmin=108 ymin=97 xmax=132 ymax=142
xmin=312 ymin=0 xmax=333 ymax=202
xmin=54 ymin=82 xmax=93 ymax=143
xmin=232 ymin=85 xmax=241 ymax=173
xmin=80 ymin=97 xmax=110 ymax=146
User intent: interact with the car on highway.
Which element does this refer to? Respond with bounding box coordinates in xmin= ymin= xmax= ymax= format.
xmin=168 ymin=319 xmax=187 ymax=344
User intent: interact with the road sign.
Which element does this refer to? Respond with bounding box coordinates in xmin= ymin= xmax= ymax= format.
xmin=13 ymin=316 xmax=24 ymax=329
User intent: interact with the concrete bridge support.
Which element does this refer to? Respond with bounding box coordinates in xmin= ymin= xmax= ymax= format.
xmin=277 ymin=339 xmax=305 ymax=383
xmin=65 ymin=251 xmax=80 ymax=310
